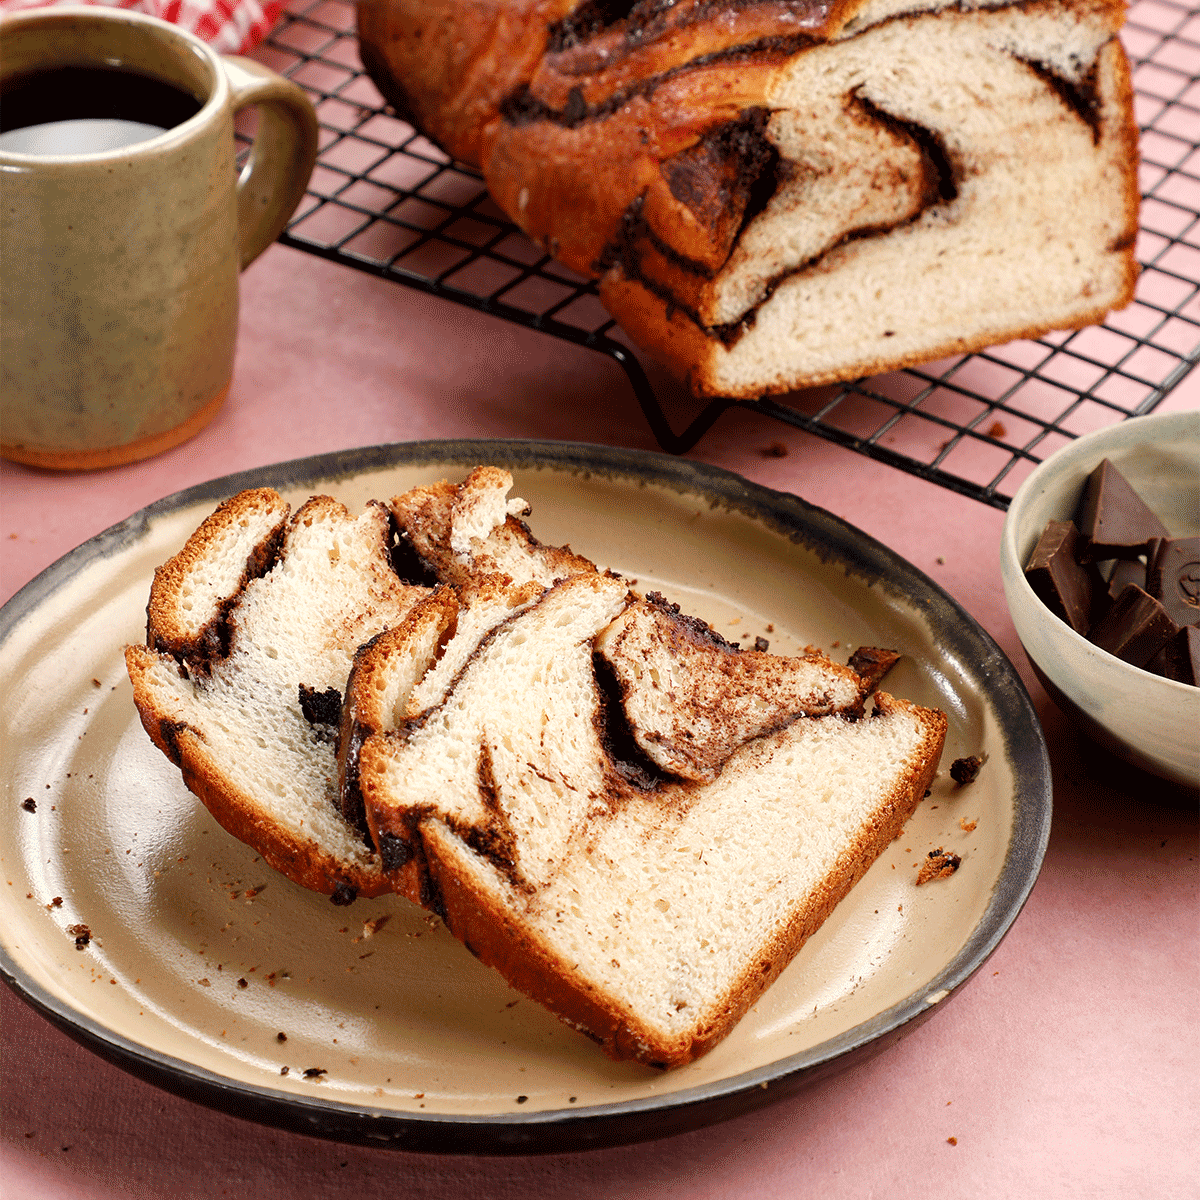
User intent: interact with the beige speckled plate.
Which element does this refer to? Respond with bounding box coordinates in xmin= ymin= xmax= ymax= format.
xmin=0 ymin=441 xmax=1050 ymax=1154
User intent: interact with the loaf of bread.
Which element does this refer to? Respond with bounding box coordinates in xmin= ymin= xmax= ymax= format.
xmin=127 ymin=468 xmax=947 ymax=1064
xmin=356 ymin=0 xmax=1139 ymax=397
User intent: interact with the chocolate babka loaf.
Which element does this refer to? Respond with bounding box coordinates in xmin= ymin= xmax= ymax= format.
xmin=357 ymin=0 xmax=1139 ymax=397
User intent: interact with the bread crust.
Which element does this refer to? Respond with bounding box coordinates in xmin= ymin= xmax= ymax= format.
xmin=144 ymin=487 xmax=289 ymax=663
xmin=388 ymin=466 xmax=598 ymax=587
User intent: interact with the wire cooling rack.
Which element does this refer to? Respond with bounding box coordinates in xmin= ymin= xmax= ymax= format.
xmin=254 ymin=0 xmax=1199 ymax=509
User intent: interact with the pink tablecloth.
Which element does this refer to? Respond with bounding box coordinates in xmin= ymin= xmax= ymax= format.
xmin=2 ymin=239 xmax=1197 ymax=1200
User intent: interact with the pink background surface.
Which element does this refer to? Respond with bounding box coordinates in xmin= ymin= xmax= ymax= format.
xmin=2 ymin=240 xmax=1197 ymax=1196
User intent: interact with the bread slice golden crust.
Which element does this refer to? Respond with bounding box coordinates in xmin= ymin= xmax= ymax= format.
xmin=352 ymin=570 xmax=947 ymax=1067
xmin=143 ymin=487 xmax=290 ymax=664
xmin=126 ymin=491 xmax=430 ymax=901
xmin=357 ymin=0 xmax=1139 ymax=397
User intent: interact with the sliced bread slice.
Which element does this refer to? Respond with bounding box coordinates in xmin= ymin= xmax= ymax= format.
xmin=353 ymin=570 xmax=947 ymax=1065
xmin=126 ymin=491 xmax=429 ymax=901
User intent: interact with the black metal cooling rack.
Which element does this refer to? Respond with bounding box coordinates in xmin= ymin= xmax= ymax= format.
xmin=254 ymin=0 xmax=1199 ymax=510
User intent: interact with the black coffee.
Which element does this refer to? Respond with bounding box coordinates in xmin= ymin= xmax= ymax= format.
xmin=0 ymin=65 xmax=204 ymax=154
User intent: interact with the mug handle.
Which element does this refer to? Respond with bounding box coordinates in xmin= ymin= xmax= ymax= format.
xmin=219 ymin=57 xmax=319 ymax=270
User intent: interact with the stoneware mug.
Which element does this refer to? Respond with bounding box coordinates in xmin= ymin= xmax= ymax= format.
xmin=0 ymin=5 xmax=318 ymax=469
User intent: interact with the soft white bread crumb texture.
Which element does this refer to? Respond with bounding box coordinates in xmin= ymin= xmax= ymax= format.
xmin=359 ymin=572 xmax=946 ymax=1066
xmin=127 ymin=495 xmax=428 ymax=896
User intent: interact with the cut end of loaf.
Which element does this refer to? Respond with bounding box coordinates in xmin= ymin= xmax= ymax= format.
xmin=361 ymin=0 xmax=1141 ymax=398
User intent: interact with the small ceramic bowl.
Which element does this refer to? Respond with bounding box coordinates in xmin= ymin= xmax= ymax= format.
xmin=1000 ymin=408 xmax=1200 ymax=789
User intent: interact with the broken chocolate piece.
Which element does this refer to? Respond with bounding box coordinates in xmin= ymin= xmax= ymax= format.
xmin=1105 ymin=556 xmax=1147 ymax=604
xmin=1024 ymin=519 xmax=1093 ymax=634
xmin=1089 ymin=584 xmax=1178 ymax=669
xmin=950 ymin=755 xmax=983 ymax=785
xmin=1147 ymin=625 xmax=1200 ymax=686
xmin=1147 ymin=537 xmax=1200 ymax=628
xmin=299 ymin=684 xmax=342 ymax=728
xmin=1075 ymin=459 xmax=1170 ymax=560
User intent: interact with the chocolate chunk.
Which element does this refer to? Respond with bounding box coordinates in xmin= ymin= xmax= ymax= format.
xmin=1105 ymin=556 xmax=1147 ymax=603
xmin=1089 ymin=584 xmax=1178 ymax=669
xmin=378 ymin=831 xmax=413 ymax=872
xmin=1024 ymin=519 xmax=1093 ymax=634
xmin=298 ymin=684 xmax=342 ymax=728
xmin=1147 ymin=625 xmax=1200 ymax=686
xmin=1075 ymin=459 xmax=1169 ymax=560
xmin=950 ymin=755 xmax=983 ymax=786
xmin=1147 ymin=537 xmax=1200 ymax=628
xmin=329 ymin=882 xmax=357 ymax=906
xmin=21 ymin=797 xmax=36 ymax=813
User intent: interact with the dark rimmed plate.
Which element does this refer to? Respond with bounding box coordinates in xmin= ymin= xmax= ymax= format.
xmin=0 ymin=439 xmax=1050 ymax=1154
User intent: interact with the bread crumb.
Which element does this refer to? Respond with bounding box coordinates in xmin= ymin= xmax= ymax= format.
xmin=959 ymin=817 xmax=977 ymax=833
xmin=986 ymin=420 xmax=1007 ymax=438
xmin=947 ymin=1136 xmax=958 ymax=1146
xmin=917 ymin=848 xmax=962 ymax=885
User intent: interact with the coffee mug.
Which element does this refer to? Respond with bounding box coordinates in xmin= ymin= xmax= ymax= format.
xmin=0 ymin=5 xmax=318 ymax=469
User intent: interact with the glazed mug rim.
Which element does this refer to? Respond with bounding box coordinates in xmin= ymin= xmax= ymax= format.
xmin=0 ymin=4 xmax=229 ymax=165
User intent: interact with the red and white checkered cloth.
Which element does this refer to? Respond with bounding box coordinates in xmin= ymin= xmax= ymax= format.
xmin=0 ymin=0 xmax=285 ymax=55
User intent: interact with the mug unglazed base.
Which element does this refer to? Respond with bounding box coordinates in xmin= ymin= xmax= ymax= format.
xmin=1 ymin=383 xmax=229 ymax=471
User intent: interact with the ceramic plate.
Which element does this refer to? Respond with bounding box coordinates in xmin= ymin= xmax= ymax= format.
xmin=0 ymin=440 xmax=1050 ymax=1154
